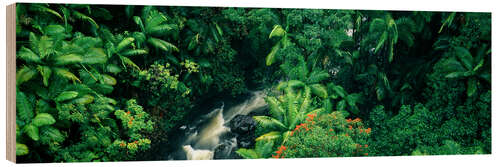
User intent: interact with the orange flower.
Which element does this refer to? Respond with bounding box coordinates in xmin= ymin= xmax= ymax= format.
xmin=119 ymin=142 xmax=126 ymax=147
xmin=128 ymin=120 xmax=133 ymax=125
xmin=348 ymin=125 xmax=353 ymax=130
xmin=365 ymin=128 xmax=372 ymax=134
xmin=346 ymin=118 xmax=352 ymax=123
xmin=126 ymin=111 xmax=131 ymax=114
xmin=353 ymin=118 xmax=361 ymax=122
xmin=345 ymin=133 xmax=349 ymax=137
xmin=364 ymin=153 xmax=368 ymax=156
xmin=365 ymin=144 xmax=368 ymax=148
xmin=329 ymin=129 xmax=333 ymax=132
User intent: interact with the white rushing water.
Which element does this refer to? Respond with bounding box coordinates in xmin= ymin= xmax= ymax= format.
xmin=181 ymin=91 xmax=267 ymax=160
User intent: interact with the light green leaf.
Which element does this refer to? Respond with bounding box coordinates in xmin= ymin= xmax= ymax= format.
xmin=16 ymin=66 xmax=38 ymax=86
xmin=23 ymin=124 xmax=39 ymax=141
xmin=55 ymin=91 xmax=79 ymax=102
xmin=32 ymin=113 xmax=56 ymax=127
xmin=255 ymin=131 xmax=282 ymax=142
xmin=37 ymin=65 xmax=51 ymax=87
xmin=53 ymin=54 xmax=83 ymax=66
xmin=467 ymin=78 xmax=478 ymax=97
xmin=310 ymin=84 xmax=328 ymax=98
xmin=269 ymin=25 xmax=285 ymax=39
xmin=265 ymin=43 xmax=280 ymax=66
xmin=236 ymin=148 xmax=259 ymax=159
xmin=101 ymin=74 xmax=117 ymax=86
xmin=16 ymin=143 xmax=29 ymax=156
xmin=17 ymin=47 xmax=41 ymax=63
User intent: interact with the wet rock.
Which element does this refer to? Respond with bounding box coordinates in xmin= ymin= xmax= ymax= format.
xmin=228 ymin=115 xmax=257 ymax=149
xmin=214 ymin=138 xmax=240 ymax=159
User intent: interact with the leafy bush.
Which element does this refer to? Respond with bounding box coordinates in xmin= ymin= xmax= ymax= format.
xmin=278 ymin=112 xmax=371 ymax=158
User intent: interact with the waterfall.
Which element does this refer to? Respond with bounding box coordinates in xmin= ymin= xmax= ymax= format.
xmin=178 ymin=90 xmax=267 ymax=160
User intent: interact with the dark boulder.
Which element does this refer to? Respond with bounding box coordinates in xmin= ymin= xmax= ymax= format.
xmin=228 ymin=115 xmax=257 ymax=149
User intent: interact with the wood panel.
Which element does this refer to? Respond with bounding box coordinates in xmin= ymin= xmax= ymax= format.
xmin=6 ymin=3 xmax=17 ymax=163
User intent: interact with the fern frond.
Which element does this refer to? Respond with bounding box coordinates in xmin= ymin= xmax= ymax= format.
xmin=264 ymin=97 xmax=285 ymax=122
xmin=17 ymin=91 xmax=34 ymax=122
xmin=307 ymin=70 xmax=329 ymax=84
xmin=253 ymin=116 xmax=286 ymax=132
xmin=147 ymin=37 xmax=179 ymax=52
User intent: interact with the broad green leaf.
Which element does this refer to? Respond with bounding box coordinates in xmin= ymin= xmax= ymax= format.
xmin=72 ymin=94 xmax=95 ymax=105
xmin=445 ymin=71 xmax=465 ymax=79
xmin=82 ymin=48 xmax=108 ymax=64
xmin=121 ymin=49 xmax=148 ymax=57
xmin=236 ymin=149 xmax=259 ymax=159
xmin=455 ymin=47 xmax=474 ymax=71
xmin=16 ymin=143 xmax=29 ymax=156
xmin=53 ymin=67 xmax=81 ymax=83
xmin=374 ymin=31 xmax=387 ymax=54
xmin=73 ymin=10 xmax=99 ymax=28
xmin=287 ymin=80 xmax=305 ymax=89
xmin=116 ymin=37 xmax=135 ymax=53
xmin=269 ymin=25 xmax=285 ymax=39
xmin=147 ymin=37 xmax=179 ymax=52
xmin=16 ymin=66 xmax=38 ymax=86
xmin=32 ymin=113 xmax=56 ymax=127
xmin=120 ymin=56 xmax=140 ymax=70
xmin=265 ymin=43 xmax=280 ymax=66
xmin=101 ymin=74 xmax=117 ymax=85
xmin=55 ymin=91 xmax=79 ymax=102
xmin=37 ymin=65 xmax=52 ymax=87
xmin=330 ymin=84 xmax=347 ymax=98
xmin=53 ymin=54 xmax=83 ymax=65
xmin=255 ymin=131 xmax=282 ymax=142
xmin=310 ymin=84 xmax=328 ymax=98
xmin=467 ymin=78 xmax=478 ymax=97
xmin=17 ymin=47 xmax=41 ymax=63
xmin=43 ymin=24 xmax=66 ymax=36
xmin=23 ymin=124 xmax=39 ymax=141
xmin=106 ymin=64 xmax=123 ymax=74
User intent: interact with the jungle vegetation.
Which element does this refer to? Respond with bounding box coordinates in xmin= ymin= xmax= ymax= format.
xmin=15 ymin=3 xmax=491 ymax=162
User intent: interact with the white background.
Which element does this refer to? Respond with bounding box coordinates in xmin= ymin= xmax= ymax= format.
xmin=1 ymin=0 xmax=498 ymax=167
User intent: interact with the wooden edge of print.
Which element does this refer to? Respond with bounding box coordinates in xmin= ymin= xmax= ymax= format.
xmin=6 ymin=3 xmax=17 ymax=163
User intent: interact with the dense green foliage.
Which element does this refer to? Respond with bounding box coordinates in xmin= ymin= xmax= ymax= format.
xmin=16 ymin=3 xmax=490 ymax=162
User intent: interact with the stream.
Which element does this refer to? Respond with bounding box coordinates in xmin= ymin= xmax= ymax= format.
xmin=166 ymin=90 xmax=268 ymax=160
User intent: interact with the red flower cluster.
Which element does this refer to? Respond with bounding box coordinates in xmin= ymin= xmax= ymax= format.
xmin=272 ymin=145 xmax=287 ymax=158
xmin=306 ymin=114 xmax=317 ymax=124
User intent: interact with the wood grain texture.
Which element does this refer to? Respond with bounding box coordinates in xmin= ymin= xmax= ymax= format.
xmin=6 ymin=3 xmax=17 ymax=163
